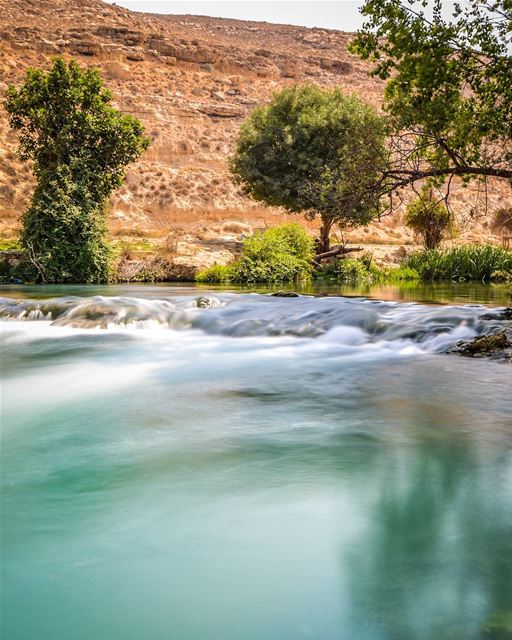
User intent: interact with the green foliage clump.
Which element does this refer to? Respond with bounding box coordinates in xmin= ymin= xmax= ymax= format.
xmin=5 ymin=57 xmax=150 ymax=283
xmin=230 ymin=84 xmax=388 ymax=252
xmin=315 ymin=254 xmax=385 ymax=283
xmin=196 ymin=264 xmax=234 ymax=284
xmin=325 ymin=259 xmax=374 ymax=282
xmin=386 ymin=266 xmax=420 ymax=282
xmin=0 ymin=239 xmax=20 ymax=251
xmin=406 ymin=245 xmax=512 ymax=282
xmin=196 ymin=223 xmax=314 ymax=284
xmin=20 ymin=166 xmax=110 ymax=283
xmin=0 ymin=257 xmax=13 ymax=282
xmin=404 ymin=190 xmax=455 ymax=249
xmin=351 ymin=1 xmax=512 ymax=187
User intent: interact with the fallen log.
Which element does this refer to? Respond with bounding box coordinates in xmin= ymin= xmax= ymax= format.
xmin=314 ymin=245 xmax=363 ymax=262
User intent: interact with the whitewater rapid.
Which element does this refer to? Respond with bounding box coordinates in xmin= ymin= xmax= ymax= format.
xmin=1 ymin=292 xmax=510 ymax=357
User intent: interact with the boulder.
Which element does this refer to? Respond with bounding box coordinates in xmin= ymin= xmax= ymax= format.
xmin=104 ymin=61 xmax=131 ymax=80
xmin=449 ymin=328 xmax=512 ymax=360
xmin=195 ymin=296 xmax=222 ymax=308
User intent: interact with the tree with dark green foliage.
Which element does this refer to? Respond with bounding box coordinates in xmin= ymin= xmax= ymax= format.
xmin=5 ymin=57 xmax=150 ymax=282
xmin=350 ymin=0 xmax=512 ymax=198
xmin=230 ymin=84 xmax=388 ymax=254
xmin=404 ymin=188 xmax=456 ymax=249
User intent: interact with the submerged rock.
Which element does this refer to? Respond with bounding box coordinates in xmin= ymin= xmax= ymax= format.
xmin=479 ymin=307 xmax=512 ymax=321
xmin=270 ymin=291 xmax=299 ymax=297
xmin=449 ymin=328 xmax=512 ymax=361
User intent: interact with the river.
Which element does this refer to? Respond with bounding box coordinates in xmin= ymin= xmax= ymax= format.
xmin=1 ymin=283 xmax=511 ymax=640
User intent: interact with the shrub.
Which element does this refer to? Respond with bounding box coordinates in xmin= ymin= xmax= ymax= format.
xmin=315 ymin=256 xmax=385 ymax=283
xmin=196 ymin=264 xmax=234 ymax=283
xmin=405 ymin=245 xmax=512 ymax=282
xmin=491 ymin=207 xmax=512 ymax=242
xmin=0 ymin=256 xmax=13 ymax=282
xmin=196 ymin=223 xmax=314 ymax=284
xmin=404 ymin=189 xmax=455 ymax=249
xmin=387 ymin=266 xmax=420 ymax=281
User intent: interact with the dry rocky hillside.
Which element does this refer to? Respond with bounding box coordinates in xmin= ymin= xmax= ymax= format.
xmin=1 ymin=0 xmax=510 ymax=271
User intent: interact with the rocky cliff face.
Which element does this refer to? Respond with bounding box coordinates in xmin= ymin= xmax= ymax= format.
xmin=0 ymin=0 xmax=509 ymax=250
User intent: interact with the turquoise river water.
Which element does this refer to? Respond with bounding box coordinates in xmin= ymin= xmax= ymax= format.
xmin=1 ymin=283 xmax=511 ymax=640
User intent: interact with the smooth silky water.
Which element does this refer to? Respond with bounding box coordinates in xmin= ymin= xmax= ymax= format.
xmin=1 ymin=283 xmax=511 ymax=640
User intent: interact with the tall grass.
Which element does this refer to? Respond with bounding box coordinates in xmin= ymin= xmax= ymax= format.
xmin=405 ymin=245 xmax=512 ymax=282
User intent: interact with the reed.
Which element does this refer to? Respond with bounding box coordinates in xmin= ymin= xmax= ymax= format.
xmin=406 ymin=245 xmax=512 ymax=282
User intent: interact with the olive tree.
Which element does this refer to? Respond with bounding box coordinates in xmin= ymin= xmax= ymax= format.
xmin=230 ymin=84 xmax=388 ymax=254
xmin=5 ymin=57 xmax=150 ymax=282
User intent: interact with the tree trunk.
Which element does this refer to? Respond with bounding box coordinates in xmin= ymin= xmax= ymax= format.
xmin=317 ymin=216 xmax=333 ymax=254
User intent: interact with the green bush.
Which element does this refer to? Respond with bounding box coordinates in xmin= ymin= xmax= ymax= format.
xmin=0 ymin=257 xmax=13 ymax=282
xmin=406 ymin=245 xmax=512 ymax=282
xmin=404 ymin=189 xmax=455 ymax=249
xmin=196 ymin=264 xmax=234 ymax=284
xmin=196 ymin=223 xmax=314 ymax=284
xmin=387 ymin=266 xmax=420 ymax=281
xmin=315 ymin=256 xmax=385 ymax=283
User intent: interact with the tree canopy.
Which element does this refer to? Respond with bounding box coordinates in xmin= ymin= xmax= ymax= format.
xmin=350 ymin=0 xmax=512 ymax=196
xmin=230 ymin=84 xmax=388 ymax=252
xmin=5 ymin=57 xmax=150 ymax=282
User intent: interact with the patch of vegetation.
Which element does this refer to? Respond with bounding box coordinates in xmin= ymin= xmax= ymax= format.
xmin=405 ymin=245 xmax=512 ymax=282
xmin=196 ymin=264 xmax=234 ymax=284
xmin=314 ymin=255 xmax=421 ymax=284
xmin=385 ymin=266 xmax=421 ymax=282
xmin=0 ymin=254 xmax=33 ymax=283
xmin=196 ymin=223 xmax=314 ymax=284
xmin=315 ymin=256 xmax=382 ymax=283
xmin=111 ymin=238 xmax=157 ymax=257
xmin=404 ymin=189 xmax=456 ymax=249
xmin=0 ymin=239 xmax=21 ymax=252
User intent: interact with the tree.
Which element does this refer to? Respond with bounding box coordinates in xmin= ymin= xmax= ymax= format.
xmin=404 ymin=188 xmax=455 ymax=249
xmin=350 ymin=0 xmax=512 ymax=200
xmin=230 ymin=84 xmax=388 ymax=254
xmin=5 ymin=57 xmax=150 ymax=282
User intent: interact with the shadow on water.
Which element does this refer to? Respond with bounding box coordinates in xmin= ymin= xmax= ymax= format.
xmin=343 ymin=441 xmax=512 ymax=640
